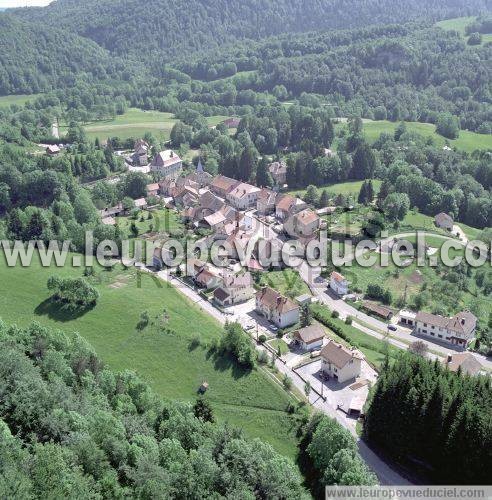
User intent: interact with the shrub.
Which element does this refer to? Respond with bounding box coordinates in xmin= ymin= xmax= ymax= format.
xmin=258 ymin=334 xmax=267 ymax=343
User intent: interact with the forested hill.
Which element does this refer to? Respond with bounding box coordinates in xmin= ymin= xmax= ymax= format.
xmin=0 ymin=14 xmax=126 ymax=95
xmin=11 ymin=0 xmax=491 ymax=60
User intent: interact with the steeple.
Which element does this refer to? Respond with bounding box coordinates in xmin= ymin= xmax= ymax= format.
xmin=197 ymin=158 xmax=204 ymax=173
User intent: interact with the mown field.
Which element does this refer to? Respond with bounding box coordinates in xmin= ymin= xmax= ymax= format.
xmin=0 ymin=93 xmax=42 ymax=107
xmin=60 ymin=108 xmax=229 ymax=142
xmin=289 ymin=179 xmax=382 ymax=200
xmin=335 ymin=119 xmax=492 ymax=153
xmin=259 ymin=269 xmax=312 ymax=298
xmin=436 ymin=16 xmax=492 ymax=45
xmin=0 ymin=253 xmax=300 ymax=459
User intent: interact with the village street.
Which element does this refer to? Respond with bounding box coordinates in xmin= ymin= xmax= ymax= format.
xmin=297 ymin=260 xmax=492 ymax=371
xmin=148 ymin=267 xmax=412 ymax=486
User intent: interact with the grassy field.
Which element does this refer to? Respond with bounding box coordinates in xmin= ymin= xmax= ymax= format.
xmin=335 ymin=119 xmax=492 ymax=153
xmin=60 ymin=108 xmax=229 ymax=142
xmin=289 ymin=180 xmax=382 ymax=200
xmin=116 ymin=208 xmax=185 ymax=239
xmin=436 ymin=16 xmax=492 ymax=45
xmin=0 ymin=93 xmax=42 ymax=108
xmin=0 ymin=254 xmax=300 ymax=459
xmin=397 ymin=210 xmax=482 ymax=241
xmin=259 ymin=269 xmax=311 ymax=299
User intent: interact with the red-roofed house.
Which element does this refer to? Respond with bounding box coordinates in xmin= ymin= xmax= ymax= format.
xmin=330 ymin=271 xmax=348 ymax=296
xmin=256 ymin=286 xmax=300 ymax=328
xmin=226 ymin=182 xmax=261 ymax=210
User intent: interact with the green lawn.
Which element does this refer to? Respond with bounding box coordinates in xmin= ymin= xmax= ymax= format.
xmin=0 ymin=93 xmax=42 ymax=107
xmin=397 ymin=210 xmax=481 ymax=241
xmin=117 ymin=208 xmax=185 ymax=239
xmin=335 ymin=119 xmax=492 ymax=153
xmin=259 ymin=269 xmax=311 ymax=299
xmin=289 ymin=180 xmax=382 ymax=199
xmin=0 ymin=253 xmax=300 ymax=459
xmin=60 ymin=108 xmax=229 ymax=142
xmin=269 ymin=338 xmax=290 ymax=355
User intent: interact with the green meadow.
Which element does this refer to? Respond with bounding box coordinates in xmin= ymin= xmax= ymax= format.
xmin=334 ymin=119 xmax=492 ymax=153
xmin=0 ymin=253 xmax=300 ymax=459
xmin=289 ymin=179 xmax=382 ymax=199
xmin=436 ymin=16 xmax=492 ymax=45
xmin=0 ymin=93 xmax=42 ymax=107
xmin=60 ymin=108 xmax=229 ymax=142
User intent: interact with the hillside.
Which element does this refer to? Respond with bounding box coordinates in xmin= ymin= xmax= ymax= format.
xmin=12 ymin=0 xmax=491 ymax=60
xmin=0 ymin=14 xmax=122 ymax=95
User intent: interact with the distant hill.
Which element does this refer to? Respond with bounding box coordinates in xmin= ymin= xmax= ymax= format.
xmin=0 ymin=14 xmax=122 ymax=95
xmin=0 ymin=0 xmax=490 ymax=95
xmin=12 ymin=0 xmax=491 ymax=59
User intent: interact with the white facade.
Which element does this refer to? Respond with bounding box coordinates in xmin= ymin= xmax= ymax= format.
xmin=330 ymin=272 xmax=348 ymax=296
xmin=321 ymin=356 xmax=361 ymax=384
xmin=226 ymin=183 xmax=261 ymax=210
xmin=150 ymin=150 xmax=183 ymax=179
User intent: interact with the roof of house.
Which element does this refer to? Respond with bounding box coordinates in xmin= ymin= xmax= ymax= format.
xmin=331 ymin=271 xmax=346 ymax=283
xmin=46 ymin=144 xmax=60 ymax=153
xmin=228 ymin=182 xmax=261 ymax=200
xmin=446 ymin=353 xmax=483 ymax=375
xmin=146 ymin=183 xmax=160 ymax=192
xmin=134 ymin=198 xmax=147 ymax=208
xmin=222 ymin=117 xmax=241 ymax=128
xmin=195 ymin=268 xmax=218 ymax=284
xmin=294 ymin=208 xmax=320 ymax=226
xmin=151 ymin=150 xmax=182 ymax=168
xmin=276 ymin=194 xmax=297 ymax=213
xmin=256 ymin=286 xmax=299 ymax=315
xmin=321 ymin=340 xmax=363 ymax=369
xmin=294 ymin=324 xmax=325 ymax=344
xmin=362 ymin=301 xmax=393 ymax=319
xmin=257 ymin=188 xmax=276 ymax=204
xmin=247 ymin=258 xmax=264 ymax=272
xmin=223 ymin=272 xmax=252 ymax=289
xmin=214 ymin=287 xmax=231 ymax=302
xmin=204 ymin=211 xmax=227 ymax=227
xmin=435 ymin=212 xmax=453 ymax=225
xmin=415 ymin=310 xmax=477 ymax=336
xmin=210 ymin=175 xmax=239 ymax=194
xmin=268 ymin=161 xmax=287 ymax=175
xmin=199 ymin=190 xmax=224 ymax=212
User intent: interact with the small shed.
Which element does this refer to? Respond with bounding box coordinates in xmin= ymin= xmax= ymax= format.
xmin=348 ymin=395 xmax=366 ymax=417
xmin=198 ymin=381 xmax=209 ymax=394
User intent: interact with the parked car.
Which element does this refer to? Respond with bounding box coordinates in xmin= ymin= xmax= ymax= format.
xmin=388 ymin=324 xmax=397 ymax=331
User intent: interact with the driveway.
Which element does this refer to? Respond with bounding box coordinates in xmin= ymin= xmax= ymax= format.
xmin=296 ymin=359 xmax=377 ymax=431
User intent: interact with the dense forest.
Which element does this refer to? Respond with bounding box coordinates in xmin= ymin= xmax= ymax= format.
xmin=364 ymin=353 xmax=492 ymax=484
xmin=0 ymin=320 xmax=309 ymax=498
xmin=11 ymin=0 xmax=489 ymax=59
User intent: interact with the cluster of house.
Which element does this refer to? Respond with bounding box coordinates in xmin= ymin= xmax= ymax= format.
xmin=292 ymin=323 xmax=363 ymax=382
xmin=185 ymin=258 xmax=256 ymax=307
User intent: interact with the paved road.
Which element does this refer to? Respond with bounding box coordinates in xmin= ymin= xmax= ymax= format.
xmin=148 ymin=267 xmax=411 ymax=485
xmin=298 ymin=261 xmax=492 ymax=371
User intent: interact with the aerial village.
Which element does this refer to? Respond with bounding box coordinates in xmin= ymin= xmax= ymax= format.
xmin=95 ymin=138 xmax=484 ymax=423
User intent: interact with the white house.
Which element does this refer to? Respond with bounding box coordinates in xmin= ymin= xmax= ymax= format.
xmin=414 ymin=310 xmax=477 ymax=347
xmin=213 ymin=272 xmax=255 ymax=306
xmin=293 ymin=324 xmax=325 ymax=351
xmin=320 ymin=340 xmax=363 ymax=383
xmin=226 ymin=183 xmax=261 ymax=210
xmin=255 ymin=286 xmax=300 ymax=328
xmin=330 ymin=271 xmax=348 ymax=296
xmin=150 ymin=150 xmax=182 ymax=179
xmin=284 ymin=208 xmax=321 ymax=240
